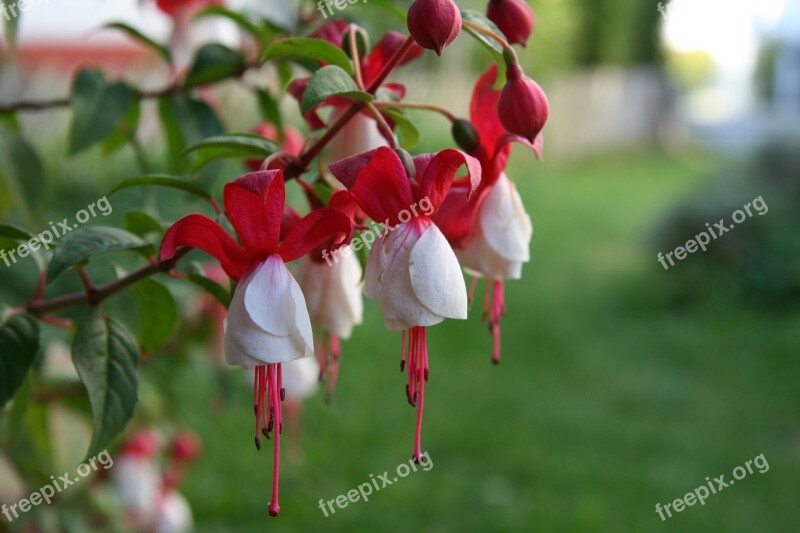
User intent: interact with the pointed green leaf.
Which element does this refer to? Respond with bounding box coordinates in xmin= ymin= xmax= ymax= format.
xmin=103 ymin=22 xmax=171 ymax=63
xmin=301 ymin=65 xmax=372 ymax=114
xmin=69 ymin=70 xmax=138 ymax=154
xmin=261 ymin=38 xmax=353 ymax=75
xmin=47 ymin=227 xmax=146 ymax=281
xmin=0 ymin=223 xmax=31 ymax=241
xmin=124 ymin=210 xmax=164 ymax=238
xmin=0 ymin=123 xmax=46 ymax=218
xmin=181 ymin=133 xmax=280 ymax=172
xmin=72 ymin=312 xmax=139 ymax=459
xmin=130 ymin=279 xmax=178 ymax=354
xmin=195 ymin=6 xmax=272 ymax=44
xmin=185 ymin=44 xmax=247 ymax=86
xmin=0 ymin=314 xmax=40 ymax=408
xmin=460 ymin=10 xmax=508 ymax=84
xmin=110 ymin=175 xmax=217 ymax=208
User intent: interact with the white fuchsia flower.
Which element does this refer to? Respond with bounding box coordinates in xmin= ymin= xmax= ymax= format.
xmin=160 ymin=170 xmax=352 ymax=516
xmin=330 ymin=146 xmax=481 ymax=461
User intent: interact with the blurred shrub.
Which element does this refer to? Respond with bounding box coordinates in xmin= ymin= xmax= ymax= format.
xmin=652 ymin=141 xmax=800 ymax=307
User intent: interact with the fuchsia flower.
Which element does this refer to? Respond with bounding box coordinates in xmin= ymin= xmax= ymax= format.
xmin=289 ymin=25 xmax=423 ymax=160
xmin=290 ymin=191 xmax=364 ymax=401
xmin=407 ymin=0 xmax=463 ymax=56
xmin=486 ymin=0 xmax=535 ymax=46
xmin=330 ymin=146 xmax=481 ymax=461
xmin=435 ymin=65 xmax=541 ymax=364
xmin=160 ymin=170 xmax=352 ymax=517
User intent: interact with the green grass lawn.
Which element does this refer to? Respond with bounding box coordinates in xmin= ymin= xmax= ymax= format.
xmin=145 ymin=150 xmax=800 ymax=532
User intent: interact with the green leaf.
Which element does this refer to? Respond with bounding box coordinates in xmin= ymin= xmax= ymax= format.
xmin=312 ymin=178 xmax=334 ymax=205
xmin=0 ymin=123 xmax=46 ymax=219
xmin=181 ymin=133 xmax=280 ymax=172
xmin=158 ymin=94 xmax=225 ymax=171
xmin=383 ymin=108 xmax=420 ymax=150
xmin=261 ymin=38 xmax=353 ymax=75
xmin=69 ymin=70 xmax=138 ymax=154
xmin=72 ymin=312 xmax=139 ymax=459
xmin=103 ymin=22 xmax=171 ymax=63
xmin=187 ymin=271 xmax=231 ymax=308
xmin=301 ymin=66 xmax=373 ymax=114
xmin=124 ymin=210 xmax=164 ymax=238
xmin=0 ymin=314 xmax=40 ymax=408
xmin=0 ymin=223 xmax=31 ymax=241
xmin=366 ymin=0 xmax=407 ymax=21
xmin=47 ymin=227 xmax=146 ymax=281
xmin=102 ymin=99 xmax=142 ymax=156
xmin=129 ymin=279 xmax=178 ymax=354
xmin=110 ymin=175 xmax=217 ymax=207
xmin=195 ymin=6 xmax=272 ymax=44
xmin=255 ymin=89 xmax=283 ymax=132
xmin=460 ymin=10 xmax=508 ymax=84
xmin=185 ymin=44 xmax=247 ymax=86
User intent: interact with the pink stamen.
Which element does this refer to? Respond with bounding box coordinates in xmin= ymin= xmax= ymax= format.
xmin=468 ymin=277 xmax=478 ymax=306
xmin=491 ymin=280 xmax=505 ymax=365
xmin=400 ymin=329 xmax=407 ymax=372
xmin=326 ymin=334 xmax=341 ymax=403
xmin=483 ymin=278 xmax=493 ymax=321
xmin=268 ymin=362 xmax=282 ymax=517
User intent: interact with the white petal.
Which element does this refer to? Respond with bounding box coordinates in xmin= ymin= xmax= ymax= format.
xmin=363 ymin=232 xmax=387 ymax=299
xmin=409 ymin=224 xmax=468 ymax=320
xmin=288 ymin=275 xmax=315 ymax=357
xmin=244 ymin=256 xmax=293 ymax=336
xmin=374 ymin=223 xmax=443 ymax=329
xmin=281 ymin=357 xmax=320 ymax=400
xmin=481 ymin=174 xmax=532 ymax=263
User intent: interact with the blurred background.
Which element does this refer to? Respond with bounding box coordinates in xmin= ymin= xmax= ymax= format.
xmin=1 ymin=0 xmax=798 ymax=531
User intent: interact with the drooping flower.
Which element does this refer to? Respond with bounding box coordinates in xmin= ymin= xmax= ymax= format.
xmin=435 ymin=65 xmax=541 ymax=363
xmin=112 ymin=429 xmax=163 ymax=526
xmin=288 ymin=26 xmax=422 ymax=161
xmin=407 ymin=0 xmax=462 ymax=56
xmin=330 ymin=146 xmax=481 ymax=461
xmin=295 ymin=191 xmax=363 ymax=401
xmin=160 ymin=170 xmax=352 ymax=517
xmin=486 ymin=0 xmax=535 ymax=47
xmin=498 ymin=62 xmax=549 ymax=143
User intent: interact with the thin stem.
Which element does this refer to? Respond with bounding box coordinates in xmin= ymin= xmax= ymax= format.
xmin=373 ymin=101 xmax=458 ymax=122
xmin=462 ymin=20 xmax=513 ymax=53
xmin=0 ymin=62 xmax=258 ymax=114
xmin=348 ymin=26 xmax=365 ymax=90
xmin=25 ymin=248 xmax=191 ymax=317
xmin=365 ymin=102 xmax=398 ymax=148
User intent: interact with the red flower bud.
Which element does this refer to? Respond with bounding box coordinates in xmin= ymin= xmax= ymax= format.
xmin=170 ymin=432 xmax=202 ymax=462
xmin=486 ymin=0 xmax=535 ymax=46
xmin=497 ymin=64 xmax=548 ymax=143
xmin=407 ymin=0 xmax=462 ymax=56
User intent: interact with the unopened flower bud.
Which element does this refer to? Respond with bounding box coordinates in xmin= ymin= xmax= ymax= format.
xmin=451 ymin=119 xmax=480 ymax=153
xmin=341 ymin=25 xmax=370 ymax=60
xmin=407 ymin=0 xmax=462 ymax=56
xmin=394 ymin=147 xmax=416 ymax=180
xmin=486 ymin=0 xmax=535 ymax=46
xmin=498 ymin=64 xmax=549 ymax=143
